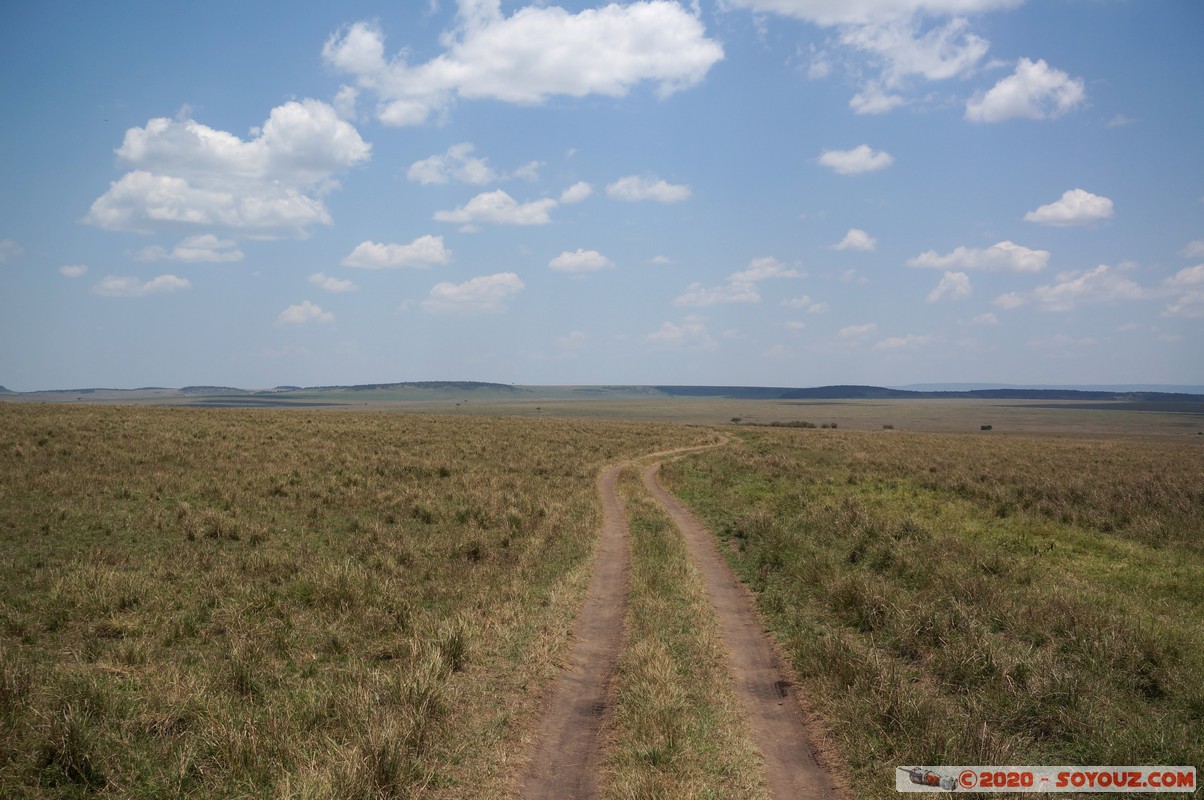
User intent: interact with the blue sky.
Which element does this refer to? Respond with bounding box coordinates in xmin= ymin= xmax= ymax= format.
xmin=1 ymin=0 xmax=1201 ymax=391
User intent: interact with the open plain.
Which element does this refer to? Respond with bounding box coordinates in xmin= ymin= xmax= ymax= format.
xmin=1 ymin=395 xmax=1201 ymax=798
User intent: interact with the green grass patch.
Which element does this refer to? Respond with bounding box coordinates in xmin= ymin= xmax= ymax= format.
xmin=661 ymin=429 xmax=1204 ymax=800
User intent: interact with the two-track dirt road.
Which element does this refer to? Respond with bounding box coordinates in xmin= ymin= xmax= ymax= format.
xmin=519 ymin=443 xmax=839 ymax=799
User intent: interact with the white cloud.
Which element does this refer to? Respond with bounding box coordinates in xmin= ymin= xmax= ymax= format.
xmin=86 ymin=100 xmax=370 ymax=238
xmin=971 ymin=312 xmax=999 ymax=325
xmin=732 ymin=1 xmax=1017 ymax=113
xmin=907 ymin=240 xmax=1049 ymax=271
xmin=995 ymin=264 xmax=1145 ymax=312
xmin=783 ymin=295 xmax=828 ymax=314
xmin=434 ymin=190 xmax=557 ymax=226
xmin=323 ymin=4 xmax=724 ymax=127
xmin=559 ymin=181 xmax=593 ymax=204
xmin=342 ymin=235 xmax=452 ymax=268
xmin=606 ymin=174 xmax=692 ymax=203
xmin=549 ymin=249 xmax=615 ymax=273
xmin=512 ymin=161 xmax=542 ymax=182
xmin=0 ymin=239 xmax=21 ymax=262
xmin=1024 ymin=189 xmax=1114 ymax=227
xmin=1165 ymin=264 xmax=1204 ymax=288
xmin=818 ymin=144 xmax=893 ymax=174
xmin=763 ymin=344 xmax=790 ymax=358
xmin=93 ymin=274 xmax=191 ymax=298
xmin=647 ymin=316 xmax=716 ymax=349
xmin=926 ymin=271 xmax=971 ymax=302
xmin=729 ymin=256 xmax=804 ymax=281
xmin=1179 ymin=240 xmax=1204 ymax=259
xmin=309 ymin=272 xmax=358 ymax=292
xmin=849 ymin=83 xmax=907 ymax=114
xmin=407 ymin=142 xmax=496 ymax=184
xmin=422 ymin=271 xmax=524 ymax=313
xmin=1163 ymin=264 xmax=1204 ymax=317
xmin=839 ymin=322 xmax=878 ymax=339
xmin=277 ymin=300 xmax=334 ymax=325
xmin=674 ymin=281 xmax=760 ymax=307
xmin=833 ymin=228 xmax=877 ymax=251
xmin=873 ymin=333 xmax=933 ymax=350
xmin=59 ymin=264 xmax=89 ymax=278
xmin=134 ymin=234 xmax=244 ymax=263
xmin=649 ymin=255 xmax=673 ymax=265
xmin=965 ymin=58 xmax=1085 ymax=123
xmin=1105 ymin=113 xmax=1135 ymax=128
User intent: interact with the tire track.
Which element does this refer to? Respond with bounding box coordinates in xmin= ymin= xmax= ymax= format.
xmin=643 ymin=461 xmax=840 ymax=800
xmin=519 ymin=443 xmax=723 ymax=800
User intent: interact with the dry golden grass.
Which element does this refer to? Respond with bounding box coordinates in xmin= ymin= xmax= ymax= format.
xmin=0 ymin=404 xmax=715 ymax=798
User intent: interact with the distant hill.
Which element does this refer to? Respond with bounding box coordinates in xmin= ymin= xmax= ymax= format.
xmin=655 ymin=385 xmax=1204 ymax=402
xmin=0 ymin=385 xmax=11 ymax=394
xmin=294 ymin=380 xmax=518 ymax=393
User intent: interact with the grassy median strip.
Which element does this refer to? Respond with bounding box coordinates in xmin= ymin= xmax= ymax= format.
xmin=604 ymin=467 xmax=766 ymax=800
xmin=662 ymin=429 xmax=1204 ymax=800
xmin=0 ymin=404 xmax=714 ymax=799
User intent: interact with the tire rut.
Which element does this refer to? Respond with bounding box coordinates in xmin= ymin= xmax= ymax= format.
xmin=643 ymin=461 xmax=840 ymax=799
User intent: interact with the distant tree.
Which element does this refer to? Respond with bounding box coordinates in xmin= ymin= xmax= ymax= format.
xmin=731 ymin=417 xmax=742 ymax=425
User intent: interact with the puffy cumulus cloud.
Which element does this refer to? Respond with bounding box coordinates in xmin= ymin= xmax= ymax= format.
xmin=309 ymin=272 xmax=358 ymax=293
xmin=1024 ymin=189 xmax=1114 ymax=227
xmin=965 ymin=58 xmax=1085 ymax=123
xmin=59 ymin=264 xmax=89 ymax=278
xmin=92 ymin=274 xmax=191 ymax=298
xmin=341 ymin=235 xmax=452 ymax=268
xmin=0 ymin=239 xmax=22 ymax=262
xmin=548 ymin=249 xmax=615 ymax=273
xmin=907 ymin=240 xmax=1048 ymax=271
xmin=606 ymin=175 xmax=692 ymax=203
xmin=559 ymin=181 xmax=594 ymax=204
xmin=134 ymin=234 xmax=244 ymax=263
xmin=277 ymin=300 xmax=334 ymax=325
xmin=838 ymin=16 xmax=988 ymax=86
xmin=729 ymin=256 xmax=804 ymax=282
xmin=1165 ymin=264 xmax=1204 ymax=288
xmin=434 ymin=190 xmax=558 ymax=227
xmin=834 ymin=228 xmax=877 ymax=251
xmin=407 ymin=142 xmax=497 ymax=185
xmin=674 ymin=281 xmax=760 ymax=307
xmin=646 ymin=316 xmax=716 ymax=349
xmin=422 ymin=271 xmax=524 ymax=313
xmin=1163 ymin=264 xmax=1204 ymax=318
xmin=86 ymin=100 xmax=370 ymax=238
xmin=873 ymin=332 xmax=933 ymax=350
xmin=994 ymin=264 xmax=1145 ymax=312
xmin=818 ymin=144 xmax=893 ymax=174
xmin=926 ymin=271 xmax=971 ymax=302
xmin=324 ymin=3 xmax=724 ymax=127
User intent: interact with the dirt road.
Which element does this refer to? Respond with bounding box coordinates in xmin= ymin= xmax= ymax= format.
xmin=519 ymin=443 xmax=838 ymax=799
xmin=644 ymin=461 xmax=839 ymax=799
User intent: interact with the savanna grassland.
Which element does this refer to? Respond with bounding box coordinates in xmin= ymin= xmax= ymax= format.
xmin=662 ymin=429 xmax=1204 ymax=799
xmin=0 ymin=403 xmax=717 ymax=798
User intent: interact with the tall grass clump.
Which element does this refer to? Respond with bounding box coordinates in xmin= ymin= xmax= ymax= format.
xmin=0 ymin=403 xmax=717 ymax=798
xmin=662 ymin=428 xmax=1203 ymax=800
